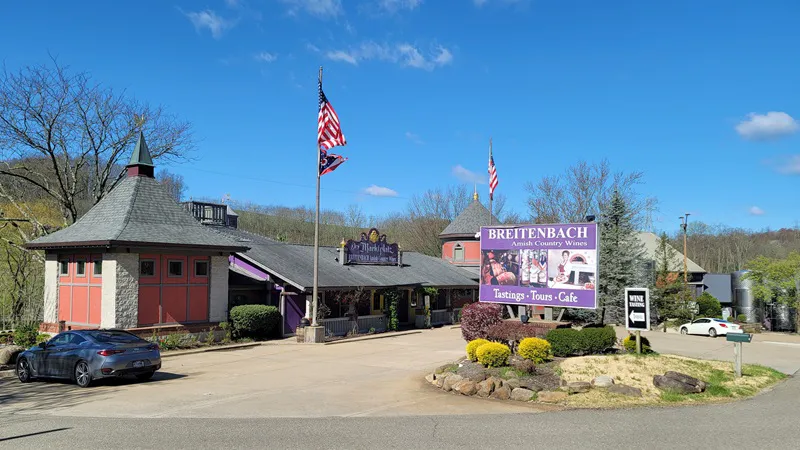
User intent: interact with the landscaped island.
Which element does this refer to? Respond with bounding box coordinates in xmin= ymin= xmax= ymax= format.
xmin=426 ymin=303 xmax=786 ymax=408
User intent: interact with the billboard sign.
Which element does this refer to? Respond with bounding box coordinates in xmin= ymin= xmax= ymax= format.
xmin=345 ymin=228 xmax=399 ymax=265
xmin=479 ymin=223 xmax=598 ymax=309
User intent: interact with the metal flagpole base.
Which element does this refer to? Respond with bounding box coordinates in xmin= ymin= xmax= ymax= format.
xmin=304 ymin=326 xmax=325 ymax=343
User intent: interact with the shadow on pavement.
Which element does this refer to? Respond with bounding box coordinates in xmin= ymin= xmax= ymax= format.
xmin=0 ymin=427 xmax=71 ymax=442
xmin=0 ymin=372 xmax=187 ymax=412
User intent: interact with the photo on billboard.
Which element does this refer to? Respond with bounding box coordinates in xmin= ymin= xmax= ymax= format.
xmin=479 ymin=223 xmax=598 ymax=309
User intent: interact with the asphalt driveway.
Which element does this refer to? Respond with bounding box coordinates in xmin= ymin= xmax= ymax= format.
xmin=2 ymin=326 xmax=798 ymax=420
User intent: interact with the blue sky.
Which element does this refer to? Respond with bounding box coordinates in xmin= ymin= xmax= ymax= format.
xmin=2 ymin=0 xmax=800 ymax=232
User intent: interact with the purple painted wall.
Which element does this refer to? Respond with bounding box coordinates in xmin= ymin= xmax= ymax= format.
xmin=229 ymin=255 xmax=270 ymax=281
xmin=283 ymin=295 xmax=305 ymax=334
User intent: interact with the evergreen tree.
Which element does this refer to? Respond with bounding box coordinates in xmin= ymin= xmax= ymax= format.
xmin=598 ymin=190 xmax=646 ymax=324
xmin=652 ymin=232 xmax=691 ymax=323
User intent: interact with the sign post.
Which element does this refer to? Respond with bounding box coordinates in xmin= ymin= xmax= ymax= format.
xmin=624 ymin=288 xmax=650 ymax=354
xmin=726 ymin=332 xmax=752 ymax=378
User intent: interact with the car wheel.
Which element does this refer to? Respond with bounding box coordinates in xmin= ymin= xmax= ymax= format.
xmin=708 ymin=328 xmax=717 ymax=338
xmin=16 ymin=357 xmax=33 ymax=383
xmin=680 ymin=327 xmax=688 ymax=335
xmin=74 ymin=361 xmax=92 ymax=388
xmin=135 ymin=371 xmax=155 ymax=381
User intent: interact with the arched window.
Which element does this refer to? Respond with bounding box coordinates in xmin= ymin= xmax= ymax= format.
xmin=453 ymin=243 xmax=465 ymax=262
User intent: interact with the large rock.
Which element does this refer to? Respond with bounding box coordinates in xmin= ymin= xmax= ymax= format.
xmin=490 ymin=385 xmax=511 ymax=400
xmin=519 ymin=378 xmax=543 ymax=392
xmin=443 ymin=374 xmax=463 ymax=392
xmin=591 ymin=375 xmax=615 ymax=388
xmin=567 ymin=381 xmax=592 ymax=394
xmin=510 ymin=388 xmax=535 ymax=402
xmin=665 ymin=371 xmax=707 ymax=392
xmin=459 ymin=366 xmax=489 ymax=382
xmin=425 ymin=373 xmax=436 ymax=384
xmin=653 ymin=371 xmax=706 ymax=394
xmin=435 ymin=372 xmax=451 ymax=388
xmin=504 ymin=378 xmax=521 ymax=390
xmin=510 ymin=356 xmax=536 ymax=375
xmin=454 ymin=380 xmax=478 ymax=396
xmin=608 ymin=384 xmax=642 ymax=397
xmin=537 ymin=391 xmax=568 ymax=403
xmin=0 ymin=345 xmax=24 ymax=365
xmin=486 ymin=376 xmax=503 ymax=391
xmin=476 ymin=379 xmax=495 ymax=398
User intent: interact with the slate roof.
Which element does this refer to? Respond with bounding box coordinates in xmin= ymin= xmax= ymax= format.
xmin=27 ymin=175 xmax=249 ymax=252
xmin=439 ymin=199 xmax=499 ymax=238
xmin=219 ymin=227 xmax=478 ymax=291
xmin=637 ymin=232 xmax=706 ymax=273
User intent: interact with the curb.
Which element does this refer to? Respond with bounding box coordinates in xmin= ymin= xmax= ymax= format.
xmin=323 ymin=330 xmax=422 ymax=345
xmin=161 ymin=342 xmax=262 ymax=358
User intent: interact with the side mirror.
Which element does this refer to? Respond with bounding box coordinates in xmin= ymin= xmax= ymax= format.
xmin=38 ymin=341 xmax=47 ymax=349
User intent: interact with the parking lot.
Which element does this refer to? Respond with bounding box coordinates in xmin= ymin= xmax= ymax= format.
xmin=2 ymin=326 xmax=798 ymax=420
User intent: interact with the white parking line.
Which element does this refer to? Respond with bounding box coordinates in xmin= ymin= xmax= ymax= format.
xmin=761 ymin=341 xmax=800 ymax=347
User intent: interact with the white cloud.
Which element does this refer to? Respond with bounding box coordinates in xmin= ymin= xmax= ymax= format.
xmin=767 ymin=154 xmax=800 ymax=175
xmin=183 ymin=9 xmax=235 ymax=39
xmin=280 ymin=0 xmax=343 ymax=18
xmin=736 ymin=112 xmax=799 ymax=141
xmin=364 ymin=185 xmax=399 ymax=197
xmin=376 ymin=0 xmax=423 ymax=13
xmin=452 ymin=165 xmax=486 ymax=184
xmin=749 ymin=206 xmax=765 ymax=216
xmin=323 ymin=41 xmax=453 ymax=70
xmin=405 ymin=131 xmax=424 ymax=145
xmin=254 ymin=52 xmax=277 ymax=62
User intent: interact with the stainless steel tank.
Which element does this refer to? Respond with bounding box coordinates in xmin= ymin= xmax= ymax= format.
xmin=731 ymin=270 xmax=760 ymax=323
xmin=773 ymin=303 xmax=794 ymax=331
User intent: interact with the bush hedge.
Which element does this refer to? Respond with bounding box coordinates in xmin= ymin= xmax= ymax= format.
xmin=475 ymin=342 xmax=511 ymax=368
xmin=229 ymin=304 xmax=282 ymax=339
xmin=517 ymin=337 xmax=553 ymax=364
xmin=466 ymin=338 xmax=490 ymax=362
xmin=545 ymin=326 xmax=617 ymax=357
xmin=13 ymin=323 xmax=40 ymax=348
xmin=485 ymin=320 xmax=552 ymax=347
xmin=622 ymin=334 xmax=653 ymax=353
xmin=460 ymin=302 xmax=503 ymax=341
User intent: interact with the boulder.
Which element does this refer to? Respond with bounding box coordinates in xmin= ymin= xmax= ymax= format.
xmin=591 ymin=375 xmax=615 ymax=388
xmin=653 ymin=371 xmax=706 ymax=394
xmin=443 ymin=374 xmax=463 ymax=392
xmin=664 ymin=371 xmax=707 ymax=392
xmin=0 ymin=345 xmax=24 ymax=365
xmin=459 ymin=365 xmax=489 ymax=382
xmin=537 ymin=391 xmax=568 ymax=403
xmin=510 ymin=388 xmax=535 ymax=402
xmin=608 ymin=384 xmax=642 ymax=397
xmin=567 ymin=381 xmax=592 ymax=394
xmin=486 ymin=376 xmax=503 ymax=391
xmin=425 ymin=373 xmax=436 ymax=385
xmin=510 ymin=356 xmax=536 ymax=375
xmin=490 ymin=385 xmax=511 ymax=400
xmin=476 ymin=380 xmax=495 ymax=398
xmin=518 ymin=378 xmax=543 ymax=392
xmin=435 ymin=364 xmax=455 ymax=374
xmin=504 ymin=378 xmax=521 ymax=390
xmin=435 ymin=372 xmax=451 ymax=388
xmin=454 ymin=380 xmax=478 ymax=396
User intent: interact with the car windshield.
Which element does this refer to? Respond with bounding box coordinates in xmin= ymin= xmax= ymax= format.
xmin=86 ymin=330 xmax=145 ymax=344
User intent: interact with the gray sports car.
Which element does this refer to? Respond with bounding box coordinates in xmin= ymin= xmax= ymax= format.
xmin=15 ymin=329 xmax=161 ymax=387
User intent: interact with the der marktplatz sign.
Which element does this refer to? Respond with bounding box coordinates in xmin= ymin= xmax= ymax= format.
xmin=624 ymin=287 xmax=650 ymax=331
xmin=345 ymin=228 xmax=399 ymax=265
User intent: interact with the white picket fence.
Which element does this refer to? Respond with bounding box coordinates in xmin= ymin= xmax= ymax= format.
xmin=321 ymin=314 xmax=387 ymax=336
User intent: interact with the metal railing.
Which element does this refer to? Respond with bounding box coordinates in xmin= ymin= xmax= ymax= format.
xmin=430 ymin=309 xmax=451 ymax=325
xmin=321 ymin=314 xmax=387 ymax=336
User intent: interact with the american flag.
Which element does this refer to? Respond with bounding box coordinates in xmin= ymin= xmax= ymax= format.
xmin=488 ymin=146 xmax=498 ymax=200
xmin=318 ymin=80 xmax=346 ymax=152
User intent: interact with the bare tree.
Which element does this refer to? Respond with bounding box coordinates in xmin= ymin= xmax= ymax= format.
xmin=524 ymin=159 xmax=657 ymax=227
xmin=344 ymin=203 xmax=366 ymax=229
xmin=156 ymin=169 xmax=187 ymax=202
xmin=0 ymin=57 xmax=194 ymax=224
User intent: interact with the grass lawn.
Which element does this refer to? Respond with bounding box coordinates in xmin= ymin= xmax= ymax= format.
xmin=559 ymin=354 xmax=786 ymax=408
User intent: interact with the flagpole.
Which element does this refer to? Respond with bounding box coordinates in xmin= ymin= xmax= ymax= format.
xmin=311 ymin=66 xmax=323 ymax=328
xmin=488 ymin=137 xmax=493 ymax=226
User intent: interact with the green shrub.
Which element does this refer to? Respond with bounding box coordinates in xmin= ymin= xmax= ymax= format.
xmin=518 ymin=337 xmax=553 ymax=363
xmin=466 ymin=338 xmax=490 ymax=361
xmin=229 ymin=304 xmax=282 ymax=339
xmin=622 ymin=334 xmax=653 ymax=353
xmin=696 ymin=292 xmax=722 ymax=318
xmin=475 ymin=342 xmax=511 ymax=368
xmin=13 ymin=323 xmax=40 ymax=348
xmin=737 ymin=314 xmax=747 ymax=323
xmin=545 ymin=326 xmax=617 ymax=357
